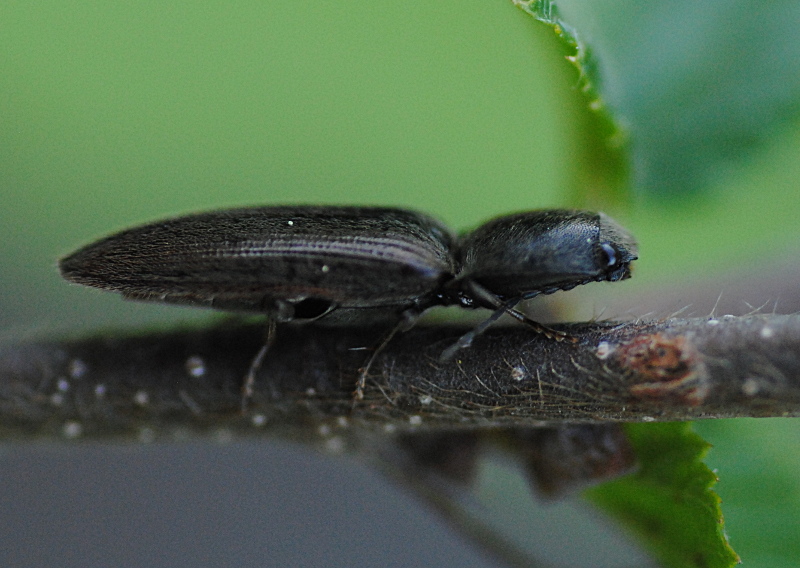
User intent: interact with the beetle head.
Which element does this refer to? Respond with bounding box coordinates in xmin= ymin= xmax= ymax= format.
xmin=595 ymin=212 xmax=638 ymax=283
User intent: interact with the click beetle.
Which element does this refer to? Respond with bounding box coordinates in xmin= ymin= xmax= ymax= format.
xmin=59 ymin=206 xmax=638 ymax=402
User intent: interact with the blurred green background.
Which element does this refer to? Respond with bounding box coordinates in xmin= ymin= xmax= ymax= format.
xmin=3 ymin=0 xmax=583 ymax=334
xmin=2 ymin=1 xmax=800 ymax=566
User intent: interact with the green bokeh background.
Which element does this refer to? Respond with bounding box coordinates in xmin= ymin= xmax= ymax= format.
xmin=3 ymin=0 xmax=583 ymax=334
xmin=3 ymin=1 xmax=800 ymax=566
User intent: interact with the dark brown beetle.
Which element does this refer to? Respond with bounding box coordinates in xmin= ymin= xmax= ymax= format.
xmin=60 ymin=206 xmax=638 ymax=401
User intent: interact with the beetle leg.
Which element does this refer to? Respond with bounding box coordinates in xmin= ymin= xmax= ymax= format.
xmin=241 ymin=318 xmax=277 ymax=412
xmin=354 ymin=309 xmax=420 ymax=402
xmin=440 ymin=280 xmax=576 ymax=362
xmin=438 ymin=304 xmax=511 ymax=362
xmin=502 ymin=305 xmax=578 ymax=343
xmin=467 ymin=280 xmax=576 ymax=342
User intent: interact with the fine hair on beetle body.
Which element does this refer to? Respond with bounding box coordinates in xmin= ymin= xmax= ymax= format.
xmin=59 ymin=205 xmax=638 ymax=405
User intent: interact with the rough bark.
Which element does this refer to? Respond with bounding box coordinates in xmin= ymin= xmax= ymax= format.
xmin=1 ymin=313 xmax=798 ymax=443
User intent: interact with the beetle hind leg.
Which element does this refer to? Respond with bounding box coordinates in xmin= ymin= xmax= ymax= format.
xmin=241 ymin=318 xmax=277 ymax=412
xmin=354 ymin=309 xmax=420 ymax=402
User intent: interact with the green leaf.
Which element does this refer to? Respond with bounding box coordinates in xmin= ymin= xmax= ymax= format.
xmin=586 ymin=422 xmax=740 ymax=568
xmin=520 ymin=0 xmax=800 ymax=195
xmin=695 ymin=418 xmax=800 ymax=568
xmin=513 ymin=0 xmax=630 ymax=205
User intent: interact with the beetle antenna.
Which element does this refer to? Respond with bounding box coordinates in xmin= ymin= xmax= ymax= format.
xmin=241 ymin=318 xmax=277 ymax=412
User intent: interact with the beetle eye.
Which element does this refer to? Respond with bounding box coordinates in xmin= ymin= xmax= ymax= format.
xmin=600 ymin=243 xmax=618 ymax=267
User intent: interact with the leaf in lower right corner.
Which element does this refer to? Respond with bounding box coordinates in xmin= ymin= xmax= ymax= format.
xmin=585 ymin=422 xmax=739 ymax=568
